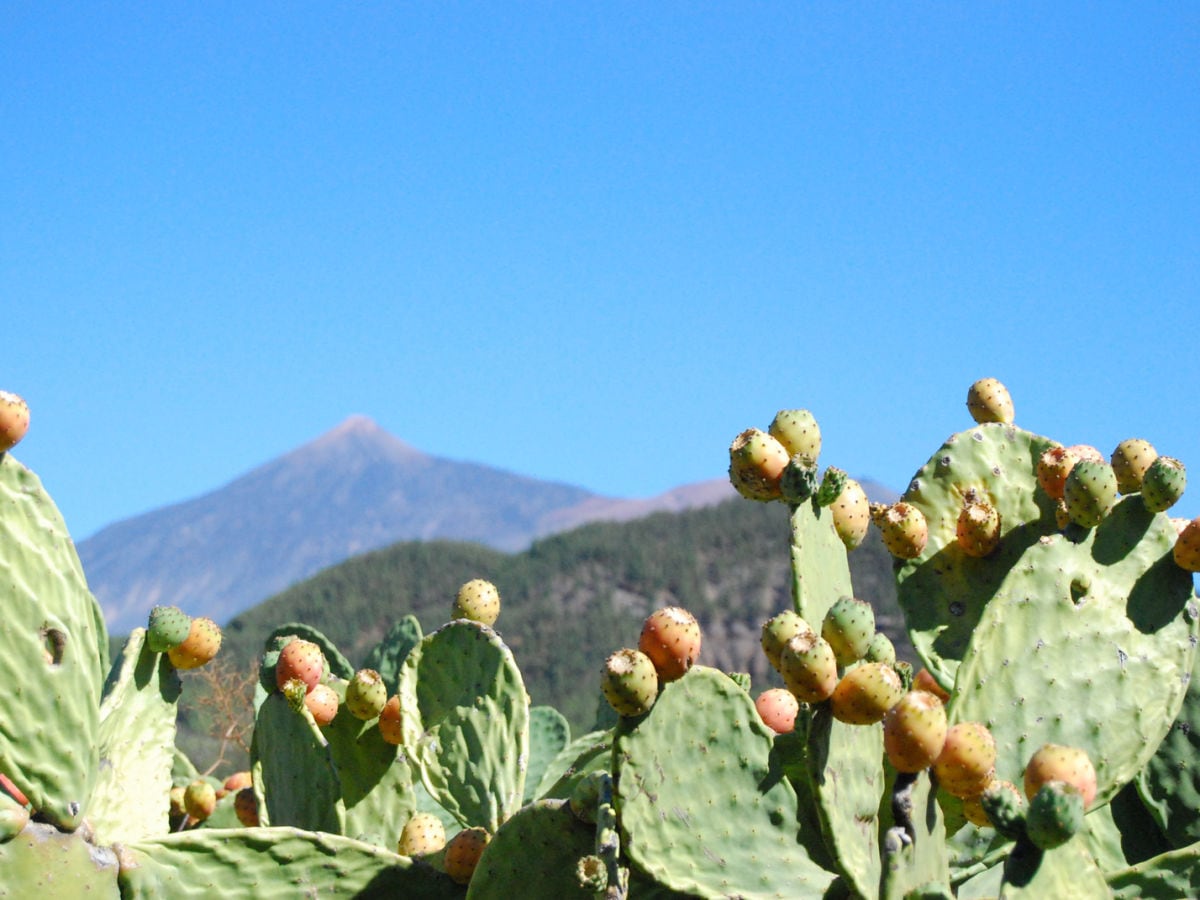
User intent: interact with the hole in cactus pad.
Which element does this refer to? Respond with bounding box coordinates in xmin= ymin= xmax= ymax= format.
xmin=1070 ymin=577 xmax=1090 ymax=605
xmin=40 ymin=626 xmax=66 ymax=666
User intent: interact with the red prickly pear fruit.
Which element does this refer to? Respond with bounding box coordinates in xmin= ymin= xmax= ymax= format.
xmin=729 ymin=428 xmax=790 ymax=502
xmin=221 ymin=770 xmax=252 ymax=798
xmin=871 ymin=502 xmax=929 ymax=560
xmin=1141 ymin=456 xmax=1186 ymax=513
xmin=755 ymin=688 xmax=800 ymax=734
xmin=912 ymin=668 xmax=951 ymax=703
xmin=830 ymin=476 xmax=871 ymax=551
xmin=638 ymin=606 xmax=701 ymax=682
xmin=0 ymin=391 xmax=30 ymax=453
xmin=1023 ymin=743 xmax=1096 ymax=809
xmin=146 ymin=605 xmax=193 ymax=653
xmin=883 ymin=690 xmax=948 ymax=773
xmin=0 ymin=773 xmax=28 ymax=807
xmin=453 ymin=578 xmax=501 ymax=626
xmin=1063 ymin=459 xmax=1118 ymax=528
xmin=933 ymin=722 xmax=997 ymax=800
xmin=778 ymin=632 xmax=838 ymax=704
xmin=397 ymin=811 xmax=447 ymax=857
xmin=184 ymin=780 xmax=217 ymax=822
xmin=956 ymin=493 xmax=1001 ymax=558
xmin=234 ymin=786 xmax=259 ymax=827
xmin=275 ymin=639 xmax=324 ymax=693
xmin=822 ymin=596 xmax=876 ymax=666
xmin=768 ymin=409 xmax=821 ymax=466
xmin=1110 ymin=438 xmax=1158 ymax=494
xmin=345 ymin=668 xmax=388 ymax=720
xmin=601 ymin=648 xmax=659 ymax=717
xmin=444 ymin=826 xmax=491 ymax=885
xmin=167 ymin=617 xmax=222 ymax=670
xmin=378 ymin=695 xmax=403 ymax=745
xmin=761 ymin=611 xmax=813 ymax=673
xmin=966 ymin=378 xmax=1014 ymax=425
xmin=1174 ymin=517 xmax=1200 ymax=572
xmin=305 ymin=682 xmax=340 ymax=726
xmin=830 ymin=662 xmax=904 ymax=725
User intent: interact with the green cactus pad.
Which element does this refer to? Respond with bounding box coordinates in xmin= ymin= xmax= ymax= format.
xmin=1136 ymin=647 xmax=1200 ymax=848
xmin=117 ymin=827 xmax=464 ymax=898
xmin=89 ymin=628 xmax=182 ymax=846
xmin=0 ymin=455 xmax=108 ymax=830
xmin=532 ymin=730 xmax=612 ymax=801
xmin=363 ymin=614 xmax=423 ymax=696
xmin=522 ymin=705 xmax=571 ymax=804
xmin=613 ymin=666 xmax=837 ymax=898
xmin=397 ymin=620 xmax=530 ymax=832
xmin=0 ymin=821 xmax=120 ymax=898
xmin=789 ymin=496 xmax=857 ymax=626
xmin=1107 ymin=841 xmax=1200 ymax=900
xmin=996 ymin=836 xmax=1109 ymax=898
xmin=880 ymin=772 xmax=951 ymax=900
xmin=464 ymin=799 xmax=594 ymax=899
xmin=263 ymin=622 xmax=355 ymax=680
xmin=949 ymin=497 xmax=1198 ymax=807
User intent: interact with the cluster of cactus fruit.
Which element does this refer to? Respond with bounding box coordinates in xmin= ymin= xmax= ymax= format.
xmin=2 ymin=378 xmax=1200 ymax=897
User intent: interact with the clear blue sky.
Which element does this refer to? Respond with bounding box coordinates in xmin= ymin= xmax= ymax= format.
xmin=4 ymin=4 xmax=1198 ymax=541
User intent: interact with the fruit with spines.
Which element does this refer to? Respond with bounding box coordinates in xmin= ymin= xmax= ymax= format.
xmin=755 ymin=688 xmax=800 ymax=734
xmin=778 ymin=632 xmax=839 ymax=704
xmin=960 ymin=790 xmax=991 ymax=827
xmin=1110 ymin=438 xmax=1158 ymax=494
xmin=1063 ymin=459 xmax=1118 ymax=528
xmin=956 ymin=493 xmax=1001 ymax=557
xmin=146 ymin=605 xmax=193 ymax=653
xmin=829 ymin=476 xmax=871 ymax=551
xmin=1175 ymin=516 xmax=1200 ymax=572
xmin=966 ymin=377 xmax=1014 ymax=424
xmin=980 ymin=780 xmax=1027 ymax=841
xmin=233 ymin=787 xmax=259 ymax=827
xmin=821 ymin=596 xmax=876 ymax=666
xmin=184 ymin=780 xmax=217 ymax=822
xmin=883 ymin=690 xmax=948 ymax=773
xmin=769 ymin=408 xmax=821 ymax=465
xmin=169 ymin=785 xmax=187 ymax=819
xmin=779 ymin=454 xmax=820 ymax=504
xmin=397 ymin=811 xmax=447 ymax=857
xmin=377 ymin=695 xmax=403 ymax=745
xmin=913 ymin=668 xmax=951 ymax=703
xmin=304 ymin=682 xmax=339 ymax=726
xmin=864 ymin=631 xmax=896 ymax=666
xmin=815 ymin=466 xmax=847 ymax=507
xmin=830 ymin=662 xmax=903 ymax=725
xmin=1023 ymin=743 xmax=1096 ymax=809
xmin=638 ymin=606 xmax=701 ymax=682
xmin=871 ymin=501 xmax=929 ymax=559
xmin=0 ymin=391 xmax=30 ymax=453
xmin=1037 ymin=443 xmax=1102 ymax=501
xmin=933 ymin=721 xmax=997 ymax=799
xmin=1141 ymin=456 xmax=1186 ymax=513
xmin=345 ymin=668 xmax=388 ymax=720
xmin=453 ymin=578 xmax=501 ymax=626
xmin=761 ymin=611 xmax=813 ymax=672
xmin=1025 ymin=781 xmax=1085 ymax=850
xmin=728 ymin=428 xmax=790 ymax=502
xmin=601 ymin=648 xmax=659 ymax=717
xmin=444 ymin=826 xmax=491 ymax=885
xmin=221 ymin=770 xmax=252 ymax=797
xmin=274 ymin=638 xmax=324 ymax=693
xmin=167 ymin=616 xmax=222 ymax=670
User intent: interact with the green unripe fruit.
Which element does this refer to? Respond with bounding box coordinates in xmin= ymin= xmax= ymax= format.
xmin=576 ymin=855 xmax=608 ymax=893
xmin=779 ymin=455 xmax=820 ymax=504
xmin=184 ymin=780 xmax=217 ymax=822
xmin=1063 ymin=460 xmax=1118 ymax=528
xmin=980 ymin=780 xmax=1027 ymax=841
xmin=601 ymin=648 xmax=659 ymax=717
xmin=345 ymin=668 xmax=388 ymax=720
xmin=728 ymin=428 xmax=790 ymax=502
xmin=453 ymin=578 xmax=500 ymax=626
xmin=779 ymin=632 xmax=838 ymax=704
xmin=822 ymin=596 xmax=875 ymax=666
xmin=769 ymin=409 xmax=821 ymax=466
xmin=1141 ymin=456 xmax=1186 ymax=513
xmin=966 ymin=378 xmax=1014 ymax=424
xmin=815 ymin=466 xmax=848 ymax=508
xmin=1025 ymin=781 xmax=1085 ymax=850
xmin=760 ymin=611 xmax=813 ymax=672
xmin=1110 ymin=438 xmax=1158 ymax=494
xmin=146 ymin=605 xmax=193 ymax=653
xmin=864 ymin=632 xmax=896 ymax=666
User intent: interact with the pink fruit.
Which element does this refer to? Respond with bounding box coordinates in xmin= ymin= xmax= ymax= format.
xmin=1023 ymin=743 xmax=1097 ymax=809
xmin=305 ymin=683 xmax=340 ymax=726
xmin=275 ymin=639 xmax=324 ymax=693
xmin=638 ymin=607 xmax=701 ymax=682
xmin=755 ymin=688 xmax=800 ymax=734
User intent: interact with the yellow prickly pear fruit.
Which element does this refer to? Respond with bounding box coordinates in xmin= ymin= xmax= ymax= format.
xmin=883 ymin=690 xmax=948 ymax=773
xmin=453 ymin=578 xmax=501 ymax=626
xmin=956 ymin=493 xmax=1001 ymax=557
xmin=829 ymin=476 xmax=871 ymax=551
xmin=769 ymin=409 xmax=821 ymax=466
xmin=167 ymin=617 xmax=222 ymax=670
xmin=0 ymin=391 xmax=30 ymax=453
xmin=397 ymin=812 xmax=447 ymax=857
xmin=871 ymin=502 xmax=929 ymax=559
xmin=728 ymin=428 xmax=790 ymax=502
xmin=966 ymin=378 xmax=1014 ymax=425
xmin=1110 ymin=438 xmax=1158 ymax=494
xmin=1175 ymin=517 xmax=1200 ymax=572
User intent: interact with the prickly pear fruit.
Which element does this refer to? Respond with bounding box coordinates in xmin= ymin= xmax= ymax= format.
xmin=377 ymin=695 xmax=403 ymax=745
xmin=345 ymin=668 xmax=388 ymax=720
xmin=769 ymin=409 xmax=821 ymax=465
xmin=871 ymin=501 xmax=929 ymax=559
xmin=883 ymin=690 xmax=948 ymax=773
xmin=1141 ymin=456 xmax=1186 ymax=513
xmin=729 ymin=428 xmax=790 ymax=502
xmin=830 ymin=662 xmax=903 ymax=725
xmin=829 ymin=476 xmax=871 ymax=551
xmin=453 ymin=578 xmax=501 ymax=626
xmin=146 ymin=605 xmax=192 ymax=653
xmin=960 ymin=789 xmax=991 ymax=828
xmin=956 ymin=494 xmax=1001 ymax=557
xmin=761 ymin=610 xmax=813 ymax=672
xmin=275 ymin=638 xmax=324 ymax=693
xmin=933 ymin=721 xmax=997 ymax=799
xmin=169 ymin=785 xmax=187 ymax=819
xmin=980 ymin=779 xmax=1027 ymax=841
xmin=1110 ymin=438 xmax=1158 ymax=494
xmin=234 ymin=786 xmax=259 ymax=827
xmin=778 ymin=632 xmax=839 ymax=704
xmin=397 ymin=812 xmax=447 ymax=857
xmin=638 ymin=606 xmax=701 ymax=682
xmin=1037 ymin=444 xmax=1102 ymax=501
xmin=444 ymin=826 xmax=491 ymax=885
xmin=184 ymin=780 xmax=217 ymax=822
xmin=305 ymin=682 xmax=340 ymax=726
xmin=222 ymin=771 xmax=252 ymax=797
xmin=167 ymin=616 xmax=222 ymax=670
xmin=966 ymin=378 xmax=1014 ymax=424
xmin=815 ymin=466 xmax=848 ymax=507
xmin=576 ymin=855 xmax=608 ymax=893
xmin=1063 ymin=459 xmax=1118 ymax=528
xmin=755 ymin=688 xmax=800 ymax=734
xmin=568 ymin=771 xmax=607 ymax=824
xmin=864 ymin=632 xmax=896 ymax=666
xmin=1175 ymin=517 xmax=1200 ymax=572
xmin=0 ymin=391 xmax=30 ymax=453
xmin=821 ymin=596 xmax=875 ymax=666
xmin=913 ymin=668 xmax=951 ymax=703
xmin=1023 ymin=743 xmax=1096 ymax=809
xmin=1025 ymin=781 xmax=1085 ymax=850
xmin=601 ymin=648 xmax=659 ymax=717
xmin=780 ymin=455 xmax=820 ymax=504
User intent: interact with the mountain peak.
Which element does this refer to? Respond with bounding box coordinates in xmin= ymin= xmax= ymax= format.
xmin=302 ymin=415 xmax=425 ymax=463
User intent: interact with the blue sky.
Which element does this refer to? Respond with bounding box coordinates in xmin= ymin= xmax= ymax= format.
xmin=4 ymin=4 xmax=1198 ymax=540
